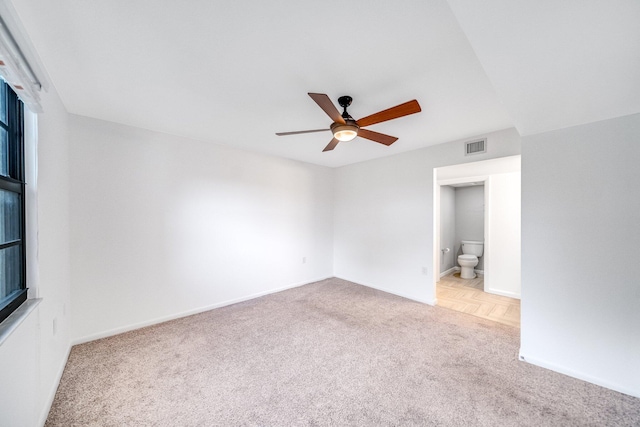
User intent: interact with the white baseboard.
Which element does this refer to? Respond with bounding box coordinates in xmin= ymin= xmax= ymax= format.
xmin=440 ymin=267 xmax=458 ymax=278
xmin=485 ymin=287 xmax=520 ymax=299
xmin=518 ymin=351 xmax=639 ymax=398
xmin=39 ymin=342 xmax=72 ymax=426
xmin=334 ymin=276 xmax=437 ymax=306
xmin=440 ymin=267 xmax=485 ymax=278
xmin=72 ymin=276 xmax=332 ymax=345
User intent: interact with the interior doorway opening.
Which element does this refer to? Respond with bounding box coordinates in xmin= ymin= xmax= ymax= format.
xmin=433 ymin=156 xmax=521 ymax=327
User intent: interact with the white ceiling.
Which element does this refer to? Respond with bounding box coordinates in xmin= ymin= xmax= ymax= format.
xmin=448 ymin=0 xmax=640 ymax=136
xmin=7 ymin=0 xmax=640 ymax=167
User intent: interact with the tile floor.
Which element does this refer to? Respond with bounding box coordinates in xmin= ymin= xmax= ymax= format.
xmin=436 ymin=272 xmax=520 ymax=328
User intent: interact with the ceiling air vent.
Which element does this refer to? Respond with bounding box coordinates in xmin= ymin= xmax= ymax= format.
xmin=465 ymin=138 xmax=486 ymax=156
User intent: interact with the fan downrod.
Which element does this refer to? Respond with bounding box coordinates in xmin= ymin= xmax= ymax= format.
xmin=338 ymin=95 xmax=353 ymax=119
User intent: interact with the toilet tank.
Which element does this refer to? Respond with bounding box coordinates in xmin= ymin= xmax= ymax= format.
xmin=461 ymin=240 xmax=484 ymax=257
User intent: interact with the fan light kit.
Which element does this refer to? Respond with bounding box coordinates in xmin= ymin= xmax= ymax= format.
xmin=331 ymin=122 xmax=359 ymax=142
xmin=276 ymin=93 xmax=421 ymax=152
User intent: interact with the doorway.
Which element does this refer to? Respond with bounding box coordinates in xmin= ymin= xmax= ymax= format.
xmin=432 ymin=156 xmax=521 ymax=327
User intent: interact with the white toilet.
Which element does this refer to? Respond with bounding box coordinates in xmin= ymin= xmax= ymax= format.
xmin=458 ymin=240 xmax=484 ymax=279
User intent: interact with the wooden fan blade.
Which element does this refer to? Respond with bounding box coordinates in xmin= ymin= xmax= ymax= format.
xmin=276 ymin=128 xmax=329 ymax=136
xmin=356 ymin=99 xmax=421 ymax=128
xmin=358 ymin=128 xmax=398 ymax=146
xmin=308 ymin=93 xmax=345 ymax=124
xmin=322 ymin=138 xmax=340 ymax=152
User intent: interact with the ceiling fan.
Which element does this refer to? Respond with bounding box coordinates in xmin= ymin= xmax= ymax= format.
xmin=276 ymin=93 xmax=421 ymax=152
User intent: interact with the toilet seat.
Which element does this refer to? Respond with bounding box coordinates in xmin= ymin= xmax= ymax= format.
xmin=458 ymin=254 xmax=478 ymax=262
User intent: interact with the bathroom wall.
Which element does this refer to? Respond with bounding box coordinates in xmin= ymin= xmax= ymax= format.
xmin=484 ymin=171 xmax=521 ymax=298
xmin=454 ymin=185 xmax=485 ymax=270
xmin=439 ymin=186 xmax=456 ymax=273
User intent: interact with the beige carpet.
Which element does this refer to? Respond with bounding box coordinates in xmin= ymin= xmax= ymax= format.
xmin=46 ymin=278 xmax=639 ymax=426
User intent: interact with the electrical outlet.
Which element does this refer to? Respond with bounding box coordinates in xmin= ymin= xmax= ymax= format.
xmin=422 ymin=267 xmax=428 ymax=275
xmin=302 ymin=257 xmax=307 ymax=264
xmin=53 ymin=318 xmax=58 ymax=336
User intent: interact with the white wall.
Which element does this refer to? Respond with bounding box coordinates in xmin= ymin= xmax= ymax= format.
xmin=439 ymin=186 xmax=456 ymax=272
xmin=0 ymin=84 xmax=72 ymax=426
xmin=0 ymin=306 xmax=40 ymax=426
xmin=484 ymin=172 xmax=520 ymax=298
xmin=69 ymin=116 xmax=334 ymax=342
xmin=454 ymin=185 xmax=485 ymax=270
xmin=333 ymin=128 xmax=521 ymax=304
xmin=520 ymin=113 xmax=640 ymax=397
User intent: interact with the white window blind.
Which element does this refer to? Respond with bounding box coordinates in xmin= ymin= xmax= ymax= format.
xmin=0 ymin=15 xmax=42 ymax=113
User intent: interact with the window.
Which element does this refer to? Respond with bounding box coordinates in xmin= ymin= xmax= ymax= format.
xmin=0 ymin=79 xmax=26 ymax=324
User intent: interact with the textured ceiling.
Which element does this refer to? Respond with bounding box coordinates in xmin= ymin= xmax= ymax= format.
xmin=6 ymin=0 xmax=640 ymax=167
